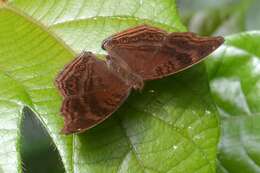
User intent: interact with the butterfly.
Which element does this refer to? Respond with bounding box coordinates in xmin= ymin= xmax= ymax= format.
xmin=55 ymin=25 xmax=224 ymax=134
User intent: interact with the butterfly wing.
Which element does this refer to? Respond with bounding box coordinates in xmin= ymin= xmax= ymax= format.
xmin=55 ymin=52 xmax=131 ymax=134
xmin=55 ymin=52 xmax=90 ymax=97
xmin=102 ymin=25 xmax=224 ymax=80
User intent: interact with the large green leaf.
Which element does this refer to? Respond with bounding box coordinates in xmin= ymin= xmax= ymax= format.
xmin=0 ymin=1 xmax=219 ymax=173
xmin=206 ymin=31 xmax=260 ymax=173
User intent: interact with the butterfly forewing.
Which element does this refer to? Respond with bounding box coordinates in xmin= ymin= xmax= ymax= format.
xmin=55 ymin=52 xmax=131 ymax=134
xmin=102 ymin=25 xmax=224 ymax=80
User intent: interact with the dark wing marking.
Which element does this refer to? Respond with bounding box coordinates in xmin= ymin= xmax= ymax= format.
xmin=55 ymin=52 xmax=92 ymax=97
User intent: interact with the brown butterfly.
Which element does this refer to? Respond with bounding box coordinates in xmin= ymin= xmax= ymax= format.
xmin=55 ymin=25 xmax=224 ymax=134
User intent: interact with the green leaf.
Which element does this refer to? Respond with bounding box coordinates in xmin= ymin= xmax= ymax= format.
xmin=206 ymin=31 xmax=260 ymax=173
xmin=0 ymin=1 xmax=219 ymax=173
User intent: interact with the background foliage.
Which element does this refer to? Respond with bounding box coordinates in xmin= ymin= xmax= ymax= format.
xmin=179 ymin=0 xmax=260 ymax=173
